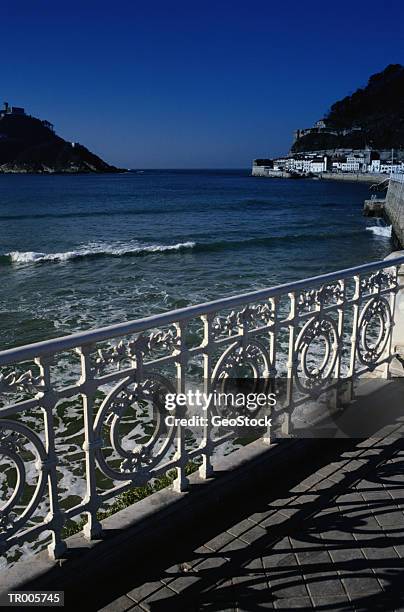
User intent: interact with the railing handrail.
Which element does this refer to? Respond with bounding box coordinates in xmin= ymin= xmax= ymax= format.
xmin=2 ymin=256 xmax=404 ymax=367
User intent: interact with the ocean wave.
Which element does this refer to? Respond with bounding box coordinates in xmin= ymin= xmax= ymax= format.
xmin=366 ymin=225 xmax=392 ymax=238
xmin=2 ymin=242 xmax=196 ymax=265
xmin=1 ymin=229 xmax=371 ymax=266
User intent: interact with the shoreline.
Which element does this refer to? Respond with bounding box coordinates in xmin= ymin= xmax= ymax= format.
xmin=252 ymin=170 xmax=388 ymax=184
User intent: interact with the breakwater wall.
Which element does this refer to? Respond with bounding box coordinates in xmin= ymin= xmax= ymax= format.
xmin=252 ymin=167 xmax=291 ymax=178
xmin=319 ymin=172 xmax=386 ymax=184
xmin=384 ymin=175 xmax=404 ymax=249
xmin=252 ymin=168 xmax=388 ymax=183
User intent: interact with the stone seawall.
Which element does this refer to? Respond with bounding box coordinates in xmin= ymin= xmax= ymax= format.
xmin=384 ymin=176 xmax=404 ymax=248
xmin=252 ymin=167 xmax=291 ymax=178
xmin=252 ymin=168 xmax=388 ymax=183
xmin=319 ymin=172 xmax=387 ymax=184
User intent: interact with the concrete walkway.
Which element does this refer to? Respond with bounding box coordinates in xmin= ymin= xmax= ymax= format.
xmin=98 ymin=429 xmax=404 ymax=612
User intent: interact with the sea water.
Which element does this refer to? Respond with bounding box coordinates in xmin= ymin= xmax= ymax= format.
xmin=0 ymin=169 xmax=391 ymax=350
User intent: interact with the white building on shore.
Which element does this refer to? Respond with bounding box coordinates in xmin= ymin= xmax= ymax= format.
xmin=379 ymin=161 xmax=404 ymax=174
xmin=309 ymin=156 xmax=328 ymax=173
xmin=282 ymin=154 xmax=328 ymax=174
xmin=253 ymin=150 xmax=404 ymax=177
xmin=332 ymin=154 xmax=367 ymax=172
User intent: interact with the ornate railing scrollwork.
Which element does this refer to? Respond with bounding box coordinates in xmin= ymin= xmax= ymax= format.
xmin=94 ymin=340 xmax=136 ymax=373
xmin=213 ymin=302 xmax=274 ymax=338
xmin=361 ymin=270 xmax=397 ymax=294
xmin=294 ymin=315 xmax=339 ymax=396
xmin=357 ymin=296 xmax=392 ymax=368
xmin=297 ymin=281 xmax=344 ymax=313
xmin=0 ymin=421 xmax=48 ymax=547
xmin=147 ymin=328 xmax=181 ymax=353
xmin=94 ymin=327 xmax=180 ymax=375
xmin=0 ymin=255 xmax=402 ymax=561
xmin=210 ymin=339 xmax=273 ymax=419
xmin=94 ymin=373 xmax=177 ymax=482
xmin=0 ymin=369 xmax=44 ymax=395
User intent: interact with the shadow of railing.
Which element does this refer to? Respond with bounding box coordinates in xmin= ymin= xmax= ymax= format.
xmin=47 ymin=431 xmax=404 ymax=611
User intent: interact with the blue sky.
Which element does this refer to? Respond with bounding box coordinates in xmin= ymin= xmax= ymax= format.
xmin=1 ymin=1 xmax=403 ymax=168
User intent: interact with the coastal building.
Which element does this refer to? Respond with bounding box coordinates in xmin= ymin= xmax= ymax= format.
xmin=369 ymin=159 xmax=381 ymax=173
xmin=252 ymin=149 xmax=404 ymax=177
xmin=285 ymin=155 xmax=311 ymax=173
xmin=333 ymin=154 xmax=366 ymax=172
xmin=309 ymin=156 xmax=327 ymax=173
xmin=252 ymin=159 xmax=277 ymax=177
xmin=283 ymin=154 xmax=327 ymax=174
xmin=0 ymin=102 xmax=25 ymax=117
xmin=379 ymin=161 xmax=404 ymax=174
xmin=0 ymin=102 xmax=55 ymax=132
xmin=293 ymin=119 xmax=363 ymax=143
xmin=253 ymin=154 xmax=328 ymax=176
xmin=346 ymin=154 xmax=366 ymax=172
xmin=367 ymin=158 xmax=404 ymax=174
xmin=332 ymin=159 xmax=344 ymax=172
xmin=273 ymin=157 xmax=288 ymax=170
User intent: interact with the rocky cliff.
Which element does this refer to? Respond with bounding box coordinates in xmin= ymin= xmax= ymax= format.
xmin=292 ymin=64 xmax=404 ymax=153
xmin=0 ymin=112 xmax=121 ymax=174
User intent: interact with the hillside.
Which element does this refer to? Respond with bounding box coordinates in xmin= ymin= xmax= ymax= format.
xmin=0 ymin=111 xmax=121 ymax=173
xmin=292 ymin=64 xmax=404 ymax=153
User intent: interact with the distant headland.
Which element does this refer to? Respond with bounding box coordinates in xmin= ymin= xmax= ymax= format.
xmin=0 ymin=102 xmax=121 ymax=174
xmin=253 ymin=64 xmax=404 ymax=180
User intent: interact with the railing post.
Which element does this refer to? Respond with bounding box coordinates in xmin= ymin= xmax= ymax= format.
xmin=36 ymin=356 xmax=67 ymax=560
xmin=264 ymin=297 xmax=278 ymax=446
xmin=285 ymin=292 xmax=296 ymax=436
xmin=385 ymin=251 xmax=404 ymax=377
xmin=329 ymin=279 xmax=345 ymax=412
xmin=77 ymin=345 xmax=102 ymax=540
xmin=200 ymin=313 xmax=214 ymax=479
xmin=173 ymin=321 xmax=190 ymax=492
xmin=345 ymin=274 xmax=361 ymax=403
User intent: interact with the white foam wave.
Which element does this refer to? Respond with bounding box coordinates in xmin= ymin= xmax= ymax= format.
xmin=6 ymin=241 xmax=196 ymax=264
xmin=366 ymin=225 xmax=392 ymax=238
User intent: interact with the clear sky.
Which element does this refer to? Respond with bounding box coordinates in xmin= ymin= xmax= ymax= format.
xmin=1 ymin=0 xmax=403 ymax=168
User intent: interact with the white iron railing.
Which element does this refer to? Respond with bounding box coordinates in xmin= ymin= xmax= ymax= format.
xmin=1 ymin=256 xmax=403 ymax=560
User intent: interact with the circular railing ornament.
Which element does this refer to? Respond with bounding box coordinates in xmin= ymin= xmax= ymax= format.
xmin=94 ymin=373 xmax=177 ymax=483
xmin=294 ymin=315 xmax=339 ymax=397
xmin=211 ymin=339 xmax=273 ymax=419
xmin=357 ymin=296 xmax=392 ymax=369
xmin=0 ymin=421 xmax=48 ymax=546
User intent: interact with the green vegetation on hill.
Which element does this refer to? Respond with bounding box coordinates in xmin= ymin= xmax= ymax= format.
xmin=292 ymin=64 xmax=404 ymax=152
xmin=0 ymin=113 xmax=120 ymax=173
